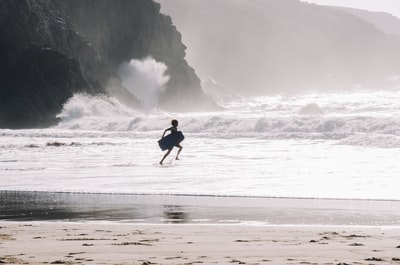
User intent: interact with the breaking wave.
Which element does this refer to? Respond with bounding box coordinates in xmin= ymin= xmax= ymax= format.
xmin=53 ymin=92 xmax=400 ymax=148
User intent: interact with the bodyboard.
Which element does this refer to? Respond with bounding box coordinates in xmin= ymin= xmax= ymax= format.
xmin=158 ymin=131 xmax=185 ymax=151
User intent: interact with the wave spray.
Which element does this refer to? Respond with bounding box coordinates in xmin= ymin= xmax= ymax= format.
xmin=118 ymin=57 xmax=170 ymax=109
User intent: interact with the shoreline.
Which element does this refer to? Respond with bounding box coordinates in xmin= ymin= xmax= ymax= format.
xmin=4 ymin=189 xmax=400 ymax=202
xmin=2 ymin=190 xmax=400 ymax=226
xmin=1 ymin=221 xmax=400 ymax=265
xmin=2 ymin=191 xmax=400 ymax=264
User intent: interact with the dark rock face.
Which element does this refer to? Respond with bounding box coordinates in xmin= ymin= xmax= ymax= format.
xmin=0 ymin=0 xmax=101 ymax=128
xmin=57 ymin=0 xmax=217 ymax=111
xmin=0 ymin=0 xmax=216 ymax=128
xmin=0 ymin=47 xmax=91 ymax=128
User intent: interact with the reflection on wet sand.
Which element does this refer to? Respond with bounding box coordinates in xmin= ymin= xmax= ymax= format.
xmin=163 ymin=205 xmax=188 ymax=223
xmin=2 ymin=191 xmax=400 ymax=226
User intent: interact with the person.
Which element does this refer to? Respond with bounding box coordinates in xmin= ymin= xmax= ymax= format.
xmin=159 ymin=119 xmax=183 ymax=165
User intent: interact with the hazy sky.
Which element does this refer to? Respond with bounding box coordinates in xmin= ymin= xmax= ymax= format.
xmin=302 ymin=0 xmax=400 ymax=18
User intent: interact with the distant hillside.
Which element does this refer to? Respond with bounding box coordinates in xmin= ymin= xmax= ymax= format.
xmin=336 ymin=7 xmax=400 ymax=37
xmin=157 ymin=0 xmax=400 ymax=95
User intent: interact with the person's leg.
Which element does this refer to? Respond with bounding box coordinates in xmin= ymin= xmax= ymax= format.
xmin=160 ymin=148 xmax=172 ymax=165
xmin=175 ymin=145 xmax=183 ymax=160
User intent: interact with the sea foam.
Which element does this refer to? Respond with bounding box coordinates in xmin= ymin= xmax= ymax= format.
xmin=53 ymin=91 xmax=400 ymax=148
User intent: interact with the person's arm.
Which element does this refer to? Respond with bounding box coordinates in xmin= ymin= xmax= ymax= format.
xmin=161 ymin=127 xmax=171 ymax=138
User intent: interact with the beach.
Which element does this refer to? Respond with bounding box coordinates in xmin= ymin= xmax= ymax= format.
xmin=2 ymin=0 xmax=400 ymax=263
xmin=1 ymin=192 xmax=400 ymax=264
xmin=1 ymin=222 xmax=400 ymax=265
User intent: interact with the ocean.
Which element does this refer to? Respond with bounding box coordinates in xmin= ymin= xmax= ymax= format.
xmin=1 ymin=89 xmax=400 ymax=201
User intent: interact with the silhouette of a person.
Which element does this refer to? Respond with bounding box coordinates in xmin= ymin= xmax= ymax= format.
xmin=160 ymin=119 xmax=183 ymax=165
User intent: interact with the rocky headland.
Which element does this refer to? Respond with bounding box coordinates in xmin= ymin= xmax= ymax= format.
xmin=0 ymin=0 xmax=216 ymax=128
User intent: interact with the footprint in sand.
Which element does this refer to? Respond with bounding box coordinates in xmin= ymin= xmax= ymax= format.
xmin=349 ymin=243 xmax=364 ymax=246
xmin=165 ymin=256 xmax=184 ymax=260
xmin=112 ymin=241 xmax=153 ymax=246
xmin=68 ymin=252 xmax=86 ymax=255
xmin=50 ymin=260 xmax=67 ymax=264
xmin=141 ymin=261 xmax=157 ymax=265
xmin=342 ymin=234 xmax=368 ymax=239
xmin=230 ymin=258 xmax=246 ymax=264
xmin=365 ymin=257 xmax=385 ymax=261
xmin=0 ymin=234 xmax=14 ymax=241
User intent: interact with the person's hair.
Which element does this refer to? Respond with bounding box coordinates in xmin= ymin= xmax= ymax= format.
xmin=171 ymin=119 xmax=178 ymax=127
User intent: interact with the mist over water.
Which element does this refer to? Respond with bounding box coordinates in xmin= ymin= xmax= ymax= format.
xmin=157 ymin=0 xmax=400 ymax=96
xmin=117 ymin=57 xmax=170 ymax=108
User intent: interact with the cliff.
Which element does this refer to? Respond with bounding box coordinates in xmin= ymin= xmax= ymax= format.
xmin=54 ymin=0 xmax=217 ymax=111
xmin=0 ymin=0 xmax=216 ymax=128
xmin=0 ymin=0 xmax=98 ymax=127
xmin=336 ymin=7 xmax=400 ymax=37
xmin=157 ymin=0 xmax=400 ymax=95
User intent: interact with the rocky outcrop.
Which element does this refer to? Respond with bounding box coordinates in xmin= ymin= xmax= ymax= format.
xmin=0 ymin=46 xmax=91 ymax=127
xmin=0 ymin=0 xmax=216 ymax=128
xmin=56 ymin=0 xmax=217 ymax=111
xmin=0 ymin=0 xmax=101 ymax=128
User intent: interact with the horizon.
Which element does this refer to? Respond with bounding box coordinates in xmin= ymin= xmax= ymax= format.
xmin=302 ymin=0 xmax=400 ymax=18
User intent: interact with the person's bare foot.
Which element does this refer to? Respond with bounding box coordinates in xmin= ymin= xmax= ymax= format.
xmin=175 ymin=157 xmax=180 ymax=160
xmin=159 ymin=161 xmax=163 ymax=165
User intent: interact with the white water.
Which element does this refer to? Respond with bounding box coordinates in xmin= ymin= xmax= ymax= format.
xmin=118 ymin=57 xmax=169 ymax=108
xmin=1 ymin=90 xmax=400 ymax=200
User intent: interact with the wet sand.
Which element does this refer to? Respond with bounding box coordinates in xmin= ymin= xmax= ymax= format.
xmin=2 ymin=191 xmax=400 ymax=264
xmin=1 ymin=222 xmax=400 ymax=265
xmin=2 ymin=191 xmax=400 ymax=226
